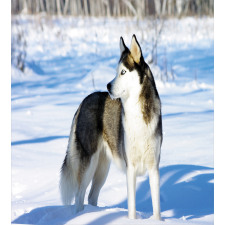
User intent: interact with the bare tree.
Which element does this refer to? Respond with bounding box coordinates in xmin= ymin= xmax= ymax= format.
xmin=167 ymin=0 xmax=174 ymax=16
xmin=11 ymin=0 xmax=214 ymax=17
xmin=154 ymin=0 xmax=161 ymax=16
xmin=35 ymin=0 xmax=40 ymax=13
xmin=83 ymin=0 xmax=89 ymax=16
xmin=176 ymin=0 xmax=183 ymax=17
xmin=162 ymin=0 xmax=167 ymax=16
xmin=12 ymin=19 xmax=27 ymax=72
xmin=113 ymin=0 xmax=121 ymax=17
xmin=183 ymin=0 xmax=191 ymax=16
xmin=56 ymin=0 xmax=62 ymax=15
xmin=45 ymin=0 xmax=50 ymax=14
xmin=39 ymin=0 xmax=45 ymax=12
xmin=21 ymin=0 xmax=28 ymax=14
xmin=122 ymin=0 xmax=137 ymax=17
xmin=136 ymin=0 xmax=145 ymax=20
xmin=63 ymin=0 xmax=70 ymax=15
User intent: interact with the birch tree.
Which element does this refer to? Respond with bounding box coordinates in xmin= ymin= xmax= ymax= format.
xmin=56 ymin=0 xmax=62 ymax=15
xmin=11 ymin=0 xmax=214 ymax=17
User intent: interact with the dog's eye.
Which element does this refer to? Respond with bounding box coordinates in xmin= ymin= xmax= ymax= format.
xmin=121 ymin=69 xmax=126 ymax=75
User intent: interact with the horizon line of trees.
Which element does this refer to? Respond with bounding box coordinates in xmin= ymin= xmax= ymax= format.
xmin=12 ymin=0 xmax=214 ymax=18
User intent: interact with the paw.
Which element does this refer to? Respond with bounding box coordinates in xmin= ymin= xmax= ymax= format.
xmin=88 ymin=199 xmax=97 ymax=206
xmin=152 ymin=214 xmax=164 ymax=221
xmin=128 ymin=212 xmax=136 ymax=219
xmin=75 ymin=205 xmax=84 ymax=214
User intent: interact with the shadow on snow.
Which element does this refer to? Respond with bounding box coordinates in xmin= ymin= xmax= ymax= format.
xmin=12 ymin=164 xmax=214 ymax=224
xmin=11 ymin=135 xmax=68 ymax=146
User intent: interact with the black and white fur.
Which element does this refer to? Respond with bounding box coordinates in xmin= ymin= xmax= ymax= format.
xmin=60 ymin=35 xmax=163 ymax=220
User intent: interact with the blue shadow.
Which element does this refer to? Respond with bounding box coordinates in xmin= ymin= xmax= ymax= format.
xmin=157 ymin=45 xmax=214 ymax=84
xmin=11 ymin=135 xmax=68 ymax=146
xmin=12 ymin=164 xmax=214 ymax=224
xmin=163 ymin=109 xmax=214 ymax=119
xmin=12 ymin=205 xmax=77 ymax=225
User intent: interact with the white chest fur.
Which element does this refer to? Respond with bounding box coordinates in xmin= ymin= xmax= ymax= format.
xmin=122 ymin=97 xmax=160 ymax=175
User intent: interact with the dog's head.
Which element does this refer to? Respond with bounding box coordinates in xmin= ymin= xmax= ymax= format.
xmin=107 ymin=35 xmax=150 ymax=101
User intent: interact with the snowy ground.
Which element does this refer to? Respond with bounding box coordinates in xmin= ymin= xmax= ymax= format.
xmin=11 ymin=15 xmax=214 ymax=225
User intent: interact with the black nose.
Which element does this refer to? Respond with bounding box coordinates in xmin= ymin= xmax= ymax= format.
xmin=107 ymin=82 xmax=111 ymax=93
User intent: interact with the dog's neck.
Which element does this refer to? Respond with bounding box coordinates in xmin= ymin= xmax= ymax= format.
xmin=121 ymin=76 xmax=159 ymax=126
xmin=121 ymin=88 xmax=143 ymax=121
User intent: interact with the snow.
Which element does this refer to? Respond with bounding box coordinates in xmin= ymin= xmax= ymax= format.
xmin=11 ymin=15 xmax=214 ymax=224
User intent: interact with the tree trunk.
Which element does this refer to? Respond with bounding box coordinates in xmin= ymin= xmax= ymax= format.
xmin=46 ymin=0 xmax=50 ymax=14
xmin=56 ymin=0 xmax=62 ymax=15
xmin=76 ymin=0 xmax=82 ymax=16
xmin=84 ymin=0 xmax=89 ymax=16
xmin=22 ymin=0 xmax=28 ymax=14
xmin=136 ymin=0 xmax=143 ymax=20
xmin=154 ymin=0 xmax=161 ymax=16
xmin=209 ymin=0 xmax=214 ymax=15
xmin=51 ymin=0 xmax=56 ymax=14
xmin=63 ymin=0 xmax=70 ymax=15
xmin=196 ymin=0 xmax=202 ymax=16
xmin=39 ymin=0 xmax=45 ymax=12
xmin=167 ymin=0 xmax=173 ymax=16
xmin=70 ymin=0 xmax=75 ymax=16
xmin=106 ymin=0 xmax=111 ymax=17
xmin=176 ymin=0 xmax=183 ymax=17
xmin=162 ymin=0 xmax=167 ymax=16
xmin=122 ymin=0 xmax=137 ymax=17
xmin=35 ymin=0 xmax=40 ymax=13
xmin=184 ymin=0 xmax=190 ymax=16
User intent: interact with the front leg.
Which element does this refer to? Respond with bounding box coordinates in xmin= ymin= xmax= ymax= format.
xmin=149 ymin=166 xmax=162 ymax=220
xmin=126 ymin=165 xmax=136 ymax=219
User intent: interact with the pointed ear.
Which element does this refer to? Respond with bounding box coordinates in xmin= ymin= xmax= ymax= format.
xmin=120 ymin=37 xmax=128 ymax=54
xmin=130 ymin=34 xmax=142 ymax=64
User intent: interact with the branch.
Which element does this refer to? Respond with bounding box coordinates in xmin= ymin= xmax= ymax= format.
xmin=122 ymin=0 xmax=137 ymax=16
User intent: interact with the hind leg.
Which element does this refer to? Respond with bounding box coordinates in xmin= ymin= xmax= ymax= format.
xmin=88 ymin=150 xmax=110 ymax=206
xmin=75 ymin=152 xmax=99 ymax=213
xmin=75 ymin=187 xmax=86 ymax=213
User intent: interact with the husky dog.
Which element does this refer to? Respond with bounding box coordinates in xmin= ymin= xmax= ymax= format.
xmin=60 ymin=35 xmax=162 ymax=220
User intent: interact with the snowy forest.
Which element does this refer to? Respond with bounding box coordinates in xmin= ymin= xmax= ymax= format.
xmin=11 ymin=0 xmax=214 ymax=225
xmin=12 ymin=0 xmax=214 ymax=17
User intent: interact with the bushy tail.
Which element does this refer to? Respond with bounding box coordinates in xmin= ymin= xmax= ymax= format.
xmin=59 ymin=156 xmax=76 ymax=205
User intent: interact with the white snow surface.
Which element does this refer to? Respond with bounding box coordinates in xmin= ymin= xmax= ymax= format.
xmin=11 ymin=15 xmax=214 ymax=225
